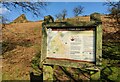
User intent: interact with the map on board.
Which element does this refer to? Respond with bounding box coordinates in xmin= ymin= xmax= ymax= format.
xmin=47 ymin=28 xmax=95 ymax=62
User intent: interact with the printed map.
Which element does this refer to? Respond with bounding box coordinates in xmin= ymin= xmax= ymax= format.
xmin=47 ymin=28 xmax=95 ymax=62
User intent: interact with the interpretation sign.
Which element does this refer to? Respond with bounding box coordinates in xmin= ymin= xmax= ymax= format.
xmin=41 ymin=18 xmax=102 ymax=81
xmin=46 ymin=27 xmax=95 ymax=62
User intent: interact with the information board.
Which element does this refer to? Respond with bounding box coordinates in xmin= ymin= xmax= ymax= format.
xmin=46 ymin=28 xmax=95 ymax=62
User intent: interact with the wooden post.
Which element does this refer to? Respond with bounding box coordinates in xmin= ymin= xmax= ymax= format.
xmin=43 ymin=65 xmax=53 ymax=81
xmin=96 ymin=24 xmax=102 ymax=65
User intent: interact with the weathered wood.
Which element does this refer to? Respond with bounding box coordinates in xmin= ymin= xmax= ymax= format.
xmin=43 ymin=65 xmax=53 ymax=81
xmin=96 ymin=25 xmax=102 ymax=65
xmin=40 ymin=26 xmax=47 ymax=67
xmin=41 ymin=24 xmax=102 ymax=69
xmin=41 ymin=22 xmax=102 ymax=80
xmin=44 ymin=58 xmax=96 ymax=70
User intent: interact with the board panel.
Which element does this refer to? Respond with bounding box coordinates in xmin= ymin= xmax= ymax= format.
xmin=46 ymin=27 xmax=95 ymax=62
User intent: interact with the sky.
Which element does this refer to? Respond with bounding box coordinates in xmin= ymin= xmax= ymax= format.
xmin=1 ymin=2 xmax=109 ymax=22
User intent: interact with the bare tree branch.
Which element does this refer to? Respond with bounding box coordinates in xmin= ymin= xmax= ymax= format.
xmin=2 ymin=1 xmax=47 ymax=17
xmin=62 ymin=9 xmax=67 ymax=20
xmin=55 ymin=9 xmax=67 ymax=20
xmin=73 ymin=5 xmax=84 ymax=17
xmin=105 ymin=0 xmax=120 ymax=24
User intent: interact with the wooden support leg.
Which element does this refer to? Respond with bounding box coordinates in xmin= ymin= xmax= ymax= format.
xmin=43 ymin=65 xmax=53 ymax=81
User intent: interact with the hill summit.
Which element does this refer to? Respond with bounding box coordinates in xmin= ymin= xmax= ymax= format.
xmin=12 ymin=14 xmax=28 ymax=23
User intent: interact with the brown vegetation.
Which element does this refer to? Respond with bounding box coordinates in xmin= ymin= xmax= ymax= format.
xmin=1 ymin=14 xmax=120 ymax=80
xmin=2 ymin=21 xmax=42 ymax=80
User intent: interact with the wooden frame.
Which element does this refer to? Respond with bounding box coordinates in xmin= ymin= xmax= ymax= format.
xmin=41 ymin=23 xmax=102 ymax=69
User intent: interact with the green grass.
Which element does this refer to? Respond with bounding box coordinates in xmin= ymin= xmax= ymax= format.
xmin=31 ymin=45 xmax=41 ymax=72
xmin=101 ymin=41 xmax=120 ymax=81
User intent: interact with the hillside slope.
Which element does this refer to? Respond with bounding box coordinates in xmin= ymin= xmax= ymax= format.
xmin=2 ymin=15 xmax=120 ymax=80
xmin=2 ymin=21 xmax=42 ymax=80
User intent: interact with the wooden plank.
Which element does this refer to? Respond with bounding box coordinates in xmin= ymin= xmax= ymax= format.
xmin=44 ymin=58 xmax=100 ymax=71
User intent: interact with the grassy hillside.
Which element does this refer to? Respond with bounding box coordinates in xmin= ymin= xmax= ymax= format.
xmin=2 ymin=22 xmax=42 ymax=80
xmin=1 ymin=15 xmax=120 ymax=81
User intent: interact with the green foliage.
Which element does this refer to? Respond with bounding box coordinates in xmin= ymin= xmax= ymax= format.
xmin=102 ymin=41 xmax=120 ymax=81
xmin=101 ymin=66 xmax=120 ymax=81
xmin=43 ymin=15 xmax=54 ymax=25
xmin=103 ymin=41 xmax=120 ymax=60
xmin=91 ymin=71 xmax=100 ymax=80
xmin=108 ymin=67 xmax=119 ymax=80
xmin=31 ymin=51 xmax=42 ymax=73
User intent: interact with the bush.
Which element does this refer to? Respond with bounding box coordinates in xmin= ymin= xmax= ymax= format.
xmin=90 ymin=12 xmax=101 ymax=22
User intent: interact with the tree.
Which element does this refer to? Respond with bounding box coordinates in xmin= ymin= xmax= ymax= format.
xmin=55 ymin=9 xmax=67 ymax=20
xmin=73 ymin=5 xmax=84 ymax=17
xmin=55 ymin=13 xmax=62 ymax=20
xmin=105 ymin=0 xmax=120 ymax=24
xmin=1 ymin=1 xmax=47 ymax=18
xmin=61 ymin=9 xmax=67 ymax=20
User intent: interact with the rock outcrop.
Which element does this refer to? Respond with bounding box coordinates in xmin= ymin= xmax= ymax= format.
xmin=12 ymin=14 xmax=28 ymax=23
